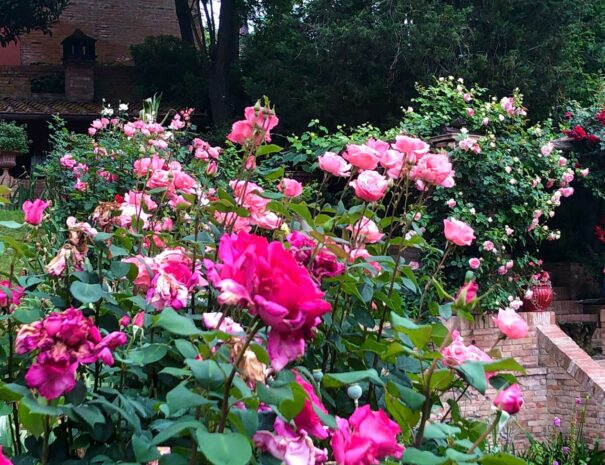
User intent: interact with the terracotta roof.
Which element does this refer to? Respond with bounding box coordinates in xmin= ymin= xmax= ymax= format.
xmin=0 ymin=98 xmax=204 ymax=119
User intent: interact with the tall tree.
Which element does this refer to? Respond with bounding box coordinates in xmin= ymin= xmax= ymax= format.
xmin=0 ymin=0 xmax=69 ymax=46
xmin=178 ymin=0 xmax=243 ymax=123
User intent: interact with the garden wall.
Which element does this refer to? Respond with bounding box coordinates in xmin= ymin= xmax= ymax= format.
xmin=453 ymin=311 xmax=605 ymax=448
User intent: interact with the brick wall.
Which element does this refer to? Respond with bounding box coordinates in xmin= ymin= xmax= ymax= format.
xmin=452 ymin=312 xmax=605 ymax=449
xmin=19 ymin=0 xmax=180 ymax=65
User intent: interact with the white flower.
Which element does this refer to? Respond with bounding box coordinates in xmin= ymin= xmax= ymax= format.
xmin=509 ymin=178 xmax=517 ymax=185
xmin=101 ymin=107 xmax=114 ymax=116
xmin=119 ymin=103 xmax=129 ymax=112
xmin=498 ymin=114 xmax=505 ymax=121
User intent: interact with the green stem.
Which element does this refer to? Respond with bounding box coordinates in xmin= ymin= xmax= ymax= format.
xmin=467 ymin=411 xmax=502 ymax=453
xmin=42 ymin=415 xmax=50 ymax=465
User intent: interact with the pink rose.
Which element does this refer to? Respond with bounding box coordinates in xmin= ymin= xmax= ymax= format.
xmin=446 ymin=198 xmax=456 ymax=208
xmin=348 ymin=217 xmax=384 ymax=244
xmin=483 ymin=240 xmax=494 ymax=251
xmin=410 ymin=154 xmax=455 ymax=188
xmin=349 ymin=170 xmax=389 ymax=202
xmin=133 ymin=312 xmax=145 ymax=328
xmin=331 ymin=405 xmax=404 ymax=465
xmin=22 ymin=199 xmax=50 ymax=225
xmin=294 ymin=371 xmax=329 ymax=439
xmin=541 ymin=142 xmax=554 ymax=156
xmin=443 ymin=218 xmax=475 ymax=246
xmin=60 ymin=154 xmax=77 ymax=169
xmin=441 ymin=331 xmax=470 ymax=367
xmin=466 ymin=108 xmax=475 ymax=116
xmin=493 ymin=308 xmax=528 ymax=339
xmin=468 ymin=258 xmax=480 ymax=269
xmin=254 ymin=418 xmax=327 ymax=465
xmin=493 ymin=384 xmax=524 ymax=415
xmin=463 ymin=93 xmax=472 ymax=102
xmin=343 ymin=144 xmax=381 ymax=170
xmin=318 ymin=152 xmax=351 ymax=177
xmin=456 ymin=281 xmax=478 ymax=304
xmin=0 ymin=446 xmax=13 ymax=465
xmin=278 ymin=178 xmax=303 ymax=198
xmin=391 ymin=135 xmax=429 ymax=162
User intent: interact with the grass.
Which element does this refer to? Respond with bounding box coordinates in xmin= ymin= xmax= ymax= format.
xmin=0 ymin=209 xmax=26 ymax=276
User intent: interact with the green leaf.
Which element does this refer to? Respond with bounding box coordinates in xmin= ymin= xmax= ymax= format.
xmin=129 ymin=344 xmax=168 ymax=365
xmin=111 ymin=261 xmax=133 ymax=278
xmin=151 ymin=419 xmax=201 ymax=446
xmin=12 ymin=307 xmax=41 ymax=324
xmin=402 ymin=447 xmax=447 ymax=465
xmin=478 ymin=453 xmax=527 ymax=465
xmin=391 ymin=313 xmax=432 ymax=349
xmin=0 ymin=382 xmax=25 ymax=402
xmin=482 ymin=358 xmax=526 ymax=375
xmin=70 ymin=281 xmax=104 ymax=304
xmin=256 ymin=144 xmax=283 ymax=156
xmin=133 ymin=435 xmax=161 ymax=463
xmin=18 ymin=402 xmax=45 ymax=437
xmin=166 ymin=383 xmax=211 ymax=413
xmin=385 ymin=392 xmax=419 ymax=434
xmin=69 ymin=405 xmax=105 ymax=428
xmin=458 ymin=361 xmax=488 ymax=395
xmin=187 ymin=359 xmax=228 ymax=390
xmin=289 ymin=203 xmax=314 ymax=225
xmin=322 ymin=369 xmax=384 ymax=388
xmin=156 ymin=308 xmax=202 ymax=336
xmin=0 ymin=221 xmax=23 ymax=229
xmin=174 ymin=339 xmax=199 ymax=359
xmin=423 ymin=423 xmax=461 ymax=440
xmin=196 ymin=431 xmax=252 ymax=465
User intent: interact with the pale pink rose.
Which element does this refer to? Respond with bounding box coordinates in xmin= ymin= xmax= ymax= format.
xmin=443 ymin=218 xmax=475 ymax=246
xmin=380 ymin=149 xmax=405 ymax=179
xmin=580 ymin=168 xmax=589 ymax=177
xmin=558 ymin=156 xmax=567 ymax=167
xmin=348 ymin=217 xmax=384 ymax=244
xmin=493 ymin=308 xmax=528 ymax=339
xmin=559 ymin=187 xmax=574 ymax=197
xmin=392 ymin=135 xmax=429 ymax=162
xmin=468 ymin=258 xmax=480 ymax=269
xmin=60 ymin=154 xmax=77 ymax=169
xmin=524 ymin=290 xmax=534 ymax=300
xmin=134 ymin=155 xmax=166 ymax=177
xmin=343 ymin=144 xmax=381 ymax=170
xmin=410 ymin=154 xmax=455 ymax=188
xmin=466 ymin=108 xmax=475 ymax=116
xmin=498 ymin=266 xmax=507 ymax=275
xmin=540 ymin=142 xmax=554 ymax=156
xmin=318 ymin=152 xmax=351 ymax=177
xmin=463 ymin=93 xmax=472 ymax=102
xmin=493 ymin=384 xmax=524 ymax=415
xmin=505 ymin=226 xmax=514 ymax=236
xmin=506 ymin=260 xmax=514 ymax=269
xmin=482 ymin=117 xmax=490 ymax=126
xmin=278 ymin=178 xmax=303 ymax=198
xmin=408 ymin=261 xmax=420 ymax=270
xmin=349 ymin=170 xmax=389 ymax=202
xmin=123 ymin=122 xmax=136 ymax=137
xmin=483 ymin=240 xmax=494 ymax=251
xmin=446 ymin=199 xmax=456 ymax=208
xmin=88 ymin=127 xmax=97 ymax=136
xmin=441 ymin=331 xmax=469 ymax=367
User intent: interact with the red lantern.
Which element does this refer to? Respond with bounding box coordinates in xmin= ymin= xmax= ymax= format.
xmin=523 ymin=284 xmax=554 ymax=312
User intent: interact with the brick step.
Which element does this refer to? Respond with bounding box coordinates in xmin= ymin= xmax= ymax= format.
xmin=557 ymin=313 xmax=599 ymax=324
xmin=549 ymin=300 xmax=584 ymax=314
xmin=552 ymin=286 xmax=571 ymax=301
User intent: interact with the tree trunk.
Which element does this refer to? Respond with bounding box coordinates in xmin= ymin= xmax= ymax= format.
xmin=207 ymin=0 xmax=239 ymax=123
xmin=174 ymin=0 xmax=194 ymax=44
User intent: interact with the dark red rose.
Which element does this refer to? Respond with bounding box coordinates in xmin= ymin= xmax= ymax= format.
xmin=586 ymin=134 xmax=601 ymax=144
xmin=563 ymin=125 xmax=587 ymax=141
xmin=596 ymin=109 xmax=605 ymax=126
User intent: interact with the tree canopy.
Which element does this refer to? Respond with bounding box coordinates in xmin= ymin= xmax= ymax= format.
xmin=0 ymin=0 xmax=69 ymax=46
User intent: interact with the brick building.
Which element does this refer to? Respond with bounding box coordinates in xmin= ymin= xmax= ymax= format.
xmin=0 ymin=0 xmax=182 ymax=175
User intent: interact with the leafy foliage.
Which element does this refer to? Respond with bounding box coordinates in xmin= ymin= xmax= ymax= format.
xmin=0 ymin=121 xmax=29 ymax=154
xmin=0 ymin=0 xmax=69 ymax=46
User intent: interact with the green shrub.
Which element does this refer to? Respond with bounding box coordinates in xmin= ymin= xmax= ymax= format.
xmin=0 ymin=121 xmax=28 ymax=154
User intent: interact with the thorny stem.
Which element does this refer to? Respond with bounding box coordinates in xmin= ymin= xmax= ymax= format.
xmin=217 ymin=317 xmax=262 ymax=432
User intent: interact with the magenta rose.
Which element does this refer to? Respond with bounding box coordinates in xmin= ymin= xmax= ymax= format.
xmin=493 ymin=384 xmax=524 ymax=415
xmin=331 ymin=405 xmax=404 ymax=465
xmin=22 ymin=199 xmax=50 ymax=226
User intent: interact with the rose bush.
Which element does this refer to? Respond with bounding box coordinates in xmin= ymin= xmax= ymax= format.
xmin=0 ymin=98 xmax=532 ymax=465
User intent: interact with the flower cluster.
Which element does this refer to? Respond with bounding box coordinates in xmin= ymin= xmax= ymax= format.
xmin=125 ymin=248 xmax=207 ymax=310
xmin=15 ymin=308 xmax=127 ymax=399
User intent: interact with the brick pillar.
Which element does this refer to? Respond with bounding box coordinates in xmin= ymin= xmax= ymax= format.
xmin=65 ymin=64 xmax=94 ymax=102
